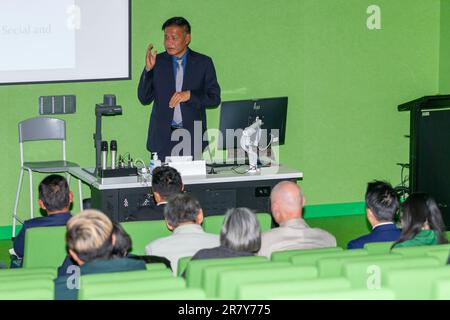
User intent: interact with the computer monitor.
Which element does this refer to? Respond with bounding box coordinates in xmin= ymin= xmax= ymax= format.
xmin=217 ymin=96 xmax=288 ymax=151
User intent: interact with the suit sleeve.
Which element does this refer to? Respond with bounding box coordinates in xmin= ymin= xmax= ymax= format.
xmin=137 ymin=67 xmax=155 ymax=105
xmin=13 ymin=223 xmax=27 ymax=258
xmin=190 ymin=57 xmax=221 ymax=108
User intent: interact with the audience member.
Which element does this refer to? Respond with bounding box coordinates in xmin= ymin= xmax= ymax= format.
xmin=11 ymin=174 xmax=73 ymax=267
xmin=57 ymin=222 xmax=171 ymax=276
xmin=54 ymin=210 xmax=146 ymax=300
xmin=126 ymin=166 xmax=183 ymax=221
xmin=392 ymin=193 xmax=448 ymax=248
xmin=190 ymin=207 xmax=261 ymax=261
xmin=347 ymin=180 xmax=401 ymax=249
xmin=258 ymin=181 xmax=336 ymax=258
xmin=145 ymin=193 xmax=219 ymax=274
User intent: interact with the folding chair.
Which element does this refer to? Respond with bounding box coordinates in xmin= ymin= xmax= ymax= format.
xmin=12 ymin=117 xmax=83 ymax=238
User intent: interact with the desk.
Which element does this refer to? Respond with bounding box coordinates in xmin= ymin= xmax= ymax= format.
xmin=69 ymin=165 xmax=303 ymax=222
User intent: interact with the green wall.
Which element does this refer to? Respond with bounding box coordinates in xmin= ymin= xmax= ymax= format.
xmin=0 ymin=0 xmax=443 ymax=232
xmin=440 ymin=0 xmax=450 ymax=92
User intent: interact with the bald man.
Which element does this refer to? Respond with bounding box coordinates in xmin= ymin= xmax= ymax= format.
xmin=257 ymin=181 xmax=336 ymax=258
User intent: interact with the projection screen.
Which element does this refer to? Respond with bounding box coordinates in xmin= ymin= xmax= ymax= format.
xmin=0 ymin=0 xmax=130 ymax=85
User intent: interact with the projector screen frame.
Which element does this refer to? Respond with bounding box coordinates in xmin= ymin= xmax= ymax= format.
xmin=0 ymin=0 xmax=132 ymax=86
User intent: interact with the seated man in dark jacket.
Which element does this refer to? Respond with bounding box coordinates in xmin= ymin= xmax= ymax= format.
xmin=126 ymin=166 xmax=183 ymax=221
xmin=347 ymin=180 xmax=401 ymax=249
xmin=54 ymin=209 xmax=146 ymax=300
xmin=11 ymin=174 xmax=73 ymax=267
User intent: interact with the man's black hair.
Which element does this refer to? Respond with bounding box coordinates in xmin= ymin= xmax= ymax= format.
xmin=151 ymin=166 xmax=183 ymax=198
xmin=162 ymin=17 xmax=191 ymax=34
xmin=38 ymin=174 xmax=70 ymax=212
xmin=365 ymin=180 xmax=399 ymax=222
xmin=164 ymin=193 xmax=201 ymax=228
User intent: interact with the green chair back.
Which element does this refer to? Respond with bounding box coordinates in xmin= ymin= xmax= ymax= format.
xmin=202 ymin=213 xmax=272 ymax=235
xmin=317 ymin=253 xmax=401 ymax=278
xmin=238 ymin=277 xmax=351 ymax=300
xmin=121 ymin=220 xmax=171 ymax=255
xmin=0 ymin=287 xmax=54 ymax=300
xmin=342 ymin=256 xmax=441 ymax=288
xmin=177 ymin=256 xmax=192 ymax=276
xmin=432 ymin=278 xmax=450 ymax=299
xmin=23 ymin=226 xmax=66 ymax=268
xmin=203 ymin=261 xmax=291 ymax=298
xmin=145 ymin=263 xmax=168 ymax=271
xmin=276 ymin=288 xmax=396 ymax=300
xmin=216 ymin=264 xmax=318 ymax=299
xmin=271 ymin=247 xmax=342 ymax=262
xmin=384 ymin=264 xmax=450 ymax=299
xmin=392 ymin=243 xmax=450 ymax=257
xmin=81 ymin=269 xmax=173 ymax=286
xmin=0 ymin=278 xmax=54 ymax=293
xmin=290 ymin=248 xmax=367 ymax=266
xmin=425 ymin=250 xmax=450 ymax=264
xmin=185 ymin=256 xmax=268 ymax=288
xmin=0 ymin=267 xmax=56 ymax=278
xmin=363 ymin=242 xmax=394 ymax=254
xmin=79 ymin=277 xmax=185 ymax=300
xmin=84 ymin=288 xmax=206 ymax=300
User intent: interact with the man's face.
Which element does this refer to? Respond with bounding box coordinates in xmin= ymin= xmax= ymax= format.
xmin=164 ymin=25 xmax=190 ymax=58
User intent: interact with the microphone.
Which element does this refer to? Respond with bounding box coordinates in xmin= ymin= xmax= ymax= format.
xmin=101 ymin=141 xmax=108 ymax=170
xmin=110 ymin=140 xmax=117 ymax=169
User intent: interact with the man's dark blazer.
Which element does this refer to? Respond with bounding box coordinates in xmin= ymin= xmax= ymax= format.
xmin=137 ymin=49 xmax=221 ymax=161
xmin=125 ymin=203 xmax=166 ymax=222
xmin=347 ymin=223 xmax=401 ymax=249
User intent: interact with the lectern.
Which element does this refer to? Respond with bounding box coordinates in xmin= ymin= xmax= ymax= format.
xmin=398 ymin=95 xmax=450 ymax=229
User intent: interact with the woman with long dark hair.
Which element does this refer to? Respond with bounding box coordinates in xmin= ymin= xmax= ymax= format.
xmin=393 ymin=193 xmax=448 ymax=248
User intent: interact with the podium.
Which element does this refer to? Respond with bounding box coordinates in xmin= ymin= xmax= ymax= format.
xmin=398 ymin=95 xmax=450 ymax=229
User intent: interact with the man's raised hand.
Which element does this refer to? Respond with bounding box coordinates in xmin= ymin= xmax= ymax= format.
xmin=145 ymin=43 xmax=157 ymax=71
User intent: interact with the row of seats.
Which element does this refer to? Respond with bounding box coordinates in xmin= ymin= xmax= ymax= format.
xmin=3 ymin=241 xmax=450 ymax=299
xmin=22 ymin=213 xmax=273 ymax=268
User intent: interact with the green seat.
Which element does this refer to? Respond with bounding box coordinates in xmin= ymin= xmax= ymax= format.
xmin=432 ymin=278 xmax=450 ymax=299
xmin=84 ymin=288 xmax=207 ymax=300
xmin=276 ymin=288 xmax=396 ymax=300
xmin=238 ymin=277 xmax=351 ymax=299
xmin=121 ymin=220 xmax=171 ymax=255
xmin=0 ymin=287 xmax=54 ymax=300
xmin=384 ymin=265 xmax=450 ymax=299
xmin=145 ymin=263 xmax=168 ymax=271
xmin=392 ymin=243 xmax=450 ymax=257
xmin=202 ymin=213 xmax=272 ymax=235
xmin=23 ymin=226 xmax=66 ymax=268
xmin=216 ymin=264 xmax=318 ymax=299
xmin=0 ymin=278 xmax=54 ymax=293
xmin=185 ymin=256 xmax=267 ymax=288
xmin=79 ymin=277 xmax=186 ymax=300
xmin=81 ymin=269 xmax=173 ymax=286
xmin=271 ymin=246 xmax=343 ymax=262
xmin=343 ymin=256 xmax=441 ymax=288
xmin=317 ymin=253 xmax=402 ymax=278
xmin=0 ymin=267 xmax=56 ymax=278
xmin=203 ymin=261 xmax=291 ymax=298
xmin=363 ymin=242 xmax=394 ymax=254
xmin=425 ymin=250 xmax=450 ymax=264
xmin=177 ymin=256 xmax=192 ymax=276
xmin=290 ymin=248 xmax=367 ymax=266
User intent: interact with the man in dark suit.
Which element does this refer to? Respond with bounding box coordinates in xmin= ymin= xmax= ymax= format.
xmin=10 ymin=174 xmax=73 ymax=267
xmin=347 ymin=180 xmax=401 ymax=249
xmin=137 ymin=17 xmax=221 ymax=162
xmin=125 ymin=166 xmax=183 ymax=221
